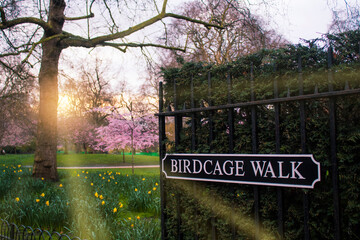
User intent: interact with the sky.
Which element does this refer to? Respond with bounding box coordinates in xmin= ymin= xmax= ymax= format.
xmin=124 ymin=0 xmax=351 ymax=89
xmin=59 ymin=0 xmax=353 ymax=91
xmin=267 ymin=0 xmax=340 ymax=43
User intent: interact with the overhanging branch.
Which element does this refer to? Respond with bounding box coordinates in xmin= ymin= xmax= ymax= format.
xmin=0 ymin=16 xmax=51 ymax=33
xmin=164 ymin=13 xmax=224 ymax=29
xmin=101 ymin=42 xmax=185 ymax=52
xmin=64 ymin=13 xmax=94 ymax=21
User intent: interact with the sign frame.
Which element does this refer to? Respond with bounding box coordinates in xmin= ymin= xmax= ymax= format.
xmin=162 ymin=153 xmax=321 ymax=189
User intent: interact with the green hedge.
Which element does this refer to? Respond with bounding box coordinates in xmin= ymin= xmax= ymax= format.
xmin=161 ymin=30 xmax=360 ymax=239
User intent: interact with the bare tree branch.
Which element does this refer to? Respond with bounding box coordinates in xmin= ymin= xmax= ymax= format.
xmin=0 ymin=7 xmax=6 ymax=23
xmin=101 ymin=42 xmax=185 ymax=52
xmin=64 ymin=13 xmax=94 ymax=21
xmin=0 ymin=15 xmax=51 ymax=33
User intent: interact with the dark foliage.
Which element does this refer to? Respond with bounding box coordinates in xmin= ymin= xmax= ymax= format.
xmin=161 ymin=29 xmax=360 ymax=239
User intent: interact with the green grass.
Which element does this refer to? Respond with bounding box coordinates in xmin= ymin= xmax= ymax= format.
xmin=0 ymin=153 xmax=160 ymax=167
xmin=82 ymin=168 xmax=160 ymax=176
xmin=0 ymin=161 xmax=161 ymax=240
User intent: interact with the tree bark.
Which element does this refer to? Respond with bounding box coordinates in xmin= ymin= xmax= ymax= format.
xmin=32 ymin=0 xmax=65 ymax=181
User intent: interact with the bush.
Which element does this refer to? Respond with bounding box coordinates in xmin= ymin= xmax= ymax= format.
xmin=161 ymin=29 xmax=360 ymax=239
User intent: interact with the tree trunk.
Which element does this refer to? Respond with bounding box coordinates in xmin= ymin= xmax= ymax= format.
xmin=122 ymin=149 xmax=125 ymax=163
xmin=32 ymin=0 xmax=66 ymax=181
xmin=131 ymin=130 xmax=134 ymax=174
xmin=64 ymin=139 xmax=68 ymax=154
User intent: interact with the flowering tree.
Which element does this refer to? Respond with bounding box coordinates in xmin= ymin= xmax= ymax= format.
xmin=96 ymin=112 xmax=158 ymax=173
xmin=0 ymin=0 xmax=221 ymax=181
xmin=0 ymin=119 xmax=35 ymax=152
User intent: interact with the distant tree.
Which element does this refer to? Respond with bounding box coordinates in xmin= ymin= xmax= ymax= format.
xmin=96 ymin=110 xmax=158 ymax=174
xmin=0 ymin=118 xmax=34 ymax=151
xmin=0 ymin=0 xmax=221 ymax=181
xmin=71 ymin=118 xmax=98 ymax=154
xmin=159 ymin=0 xmax=288 ymax=67
xmin=327 ymin=0 xmax=360 ymax=33
xmin=0 ymin=56 xmax=36 ymax=151
xmin=57 ymin=57 xmax=115 ymax=153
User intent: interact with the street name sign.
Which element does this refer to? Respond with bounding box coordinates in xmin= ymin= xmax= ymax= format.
xmin=162 ymin=154 xmax=321 ymax=189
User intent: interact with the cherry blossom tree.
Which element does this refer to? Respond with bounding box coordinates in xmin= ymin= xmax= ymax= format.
xmin=0 ymin=118 xmax=35 ymax=152
xmin=96 ymin=111 xmax=158 ymax=174
xmin=0 ymin=0 xmax=221 ymax=181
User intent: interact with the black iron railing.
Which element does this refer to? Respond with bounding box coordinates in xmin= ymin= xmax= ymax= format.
xmin=0 ymin=219 xmax=82 ymax=240
xmin=157 ymin=47 xmax=360 ymax=240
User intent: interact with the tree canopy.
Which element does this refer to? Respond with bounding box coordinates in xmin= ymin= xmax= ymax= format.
xmin=0 ymin=0 xmax=222 ymax=181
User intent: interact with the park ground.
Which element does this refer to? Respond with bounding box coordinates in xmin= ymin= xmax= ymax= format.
xmin=0 ymin=153 xmax=162 ymax=240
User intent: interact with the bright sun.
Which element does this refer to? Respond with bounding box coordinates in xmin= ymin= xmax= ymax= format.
xmin=58 ymin=94 xmax=73 ymax=116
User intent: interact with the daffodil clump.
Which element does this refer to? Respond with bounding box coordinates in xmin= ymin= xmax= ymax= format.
xmin=0 ymin=161 xmax=161 ymax=240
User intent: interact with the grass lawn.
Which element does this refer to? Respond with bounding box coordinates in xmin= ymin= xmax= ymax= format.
xmin=0 ymin=153 xmax=160 ymax=167
xmin=82 ymin=167 xmax=160 ymax=176
xmin=0 ymin=158 xmax=161 ymax=239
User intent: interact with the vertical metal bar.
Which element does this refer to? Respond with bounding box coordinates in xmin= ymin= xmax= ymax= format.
xmin=227 ymin=70 xmax=234 ymax=153
xmin=328 ymin=46 xmax=341 ymax=240
xmin=10 ymin=224 xmax=14 ymax=240
xmin=207 ymin=71 xmax=215 ymax=240
xmin=251 ymin=63 xmax=260 ymax=240
xmin=227 ymin=69 xmax=235 ymax=240
xmin=174 ymin=79 xmax=182 ymax=151
xmin=173 ymin=78 xmax=183 ymax=240
xmin=274 ymin=64 xmax=284 ymax=240
xmin=298 ymin=57 xmax=310 ymax=240
xmin=208 ymin=72 xmax=214 ymax=148
xmin=191 ymin=75 xmax=196 ymax=151
xmin=191 ymin=75 xmax=199 ymax=240
xmin=159 ymin=82 xmax=167 ymax=240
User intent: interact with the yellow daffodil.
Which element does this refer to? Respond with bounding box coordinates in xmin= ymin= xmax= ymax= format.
xmin=95 ymin=192 xmax=99 ymax=198
xmin=77 ymin=174 xmax=80 ymax=177
xmin=18 ymin=165 xmax=21 ymax=168
xmin=131 ymin=224 xmax=134 ymax=228
xmin=99 ymin=195 xmax=104 ymax=200
xmin=15 ymin=197 xmax=20 ymax=202
xmin=99 ymin=174 xmax=102 ymax=177
xmin=113 ymin=208 xmax=117 ymax=213
xmin=148 ymin=191 xmax=151 ymax=194
xmin=153 ymin=187 xmax=157 ymax=191
xmin=18 ymin=177 xmax=21 ymax=180
xmin=128 ymin=217 xmax=131 ymax=220
xmin=115 ymin=182 xmax=117 ymax=184
xmin=155 ymin=182 xmax=158 ymax=186
xmin=119 ymin=203 xmax=123 ymax=208
xmin=134 ymin=188 xmax=138 ymax=192
xmin=101 ymin=201 xmax=105 ymax=205
xmin=46 ymin=201 xmax=49 ymax=206
xmin=40 ymin=193 xmax=45 ymax=197
xmin=41 ymin=177 xmax=44 ymax=181
xmin=142 ymin=178 xmax=145 ymax=181
xmin=59 ymin=184 xmax=63 ymax=187
xmin=91 ymin=183 xmax=93 ymax=186
xmin=136 ymin=216 xmax=140 ymax=220
xmin=36 ymin=199 xmax=40 ymax=203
